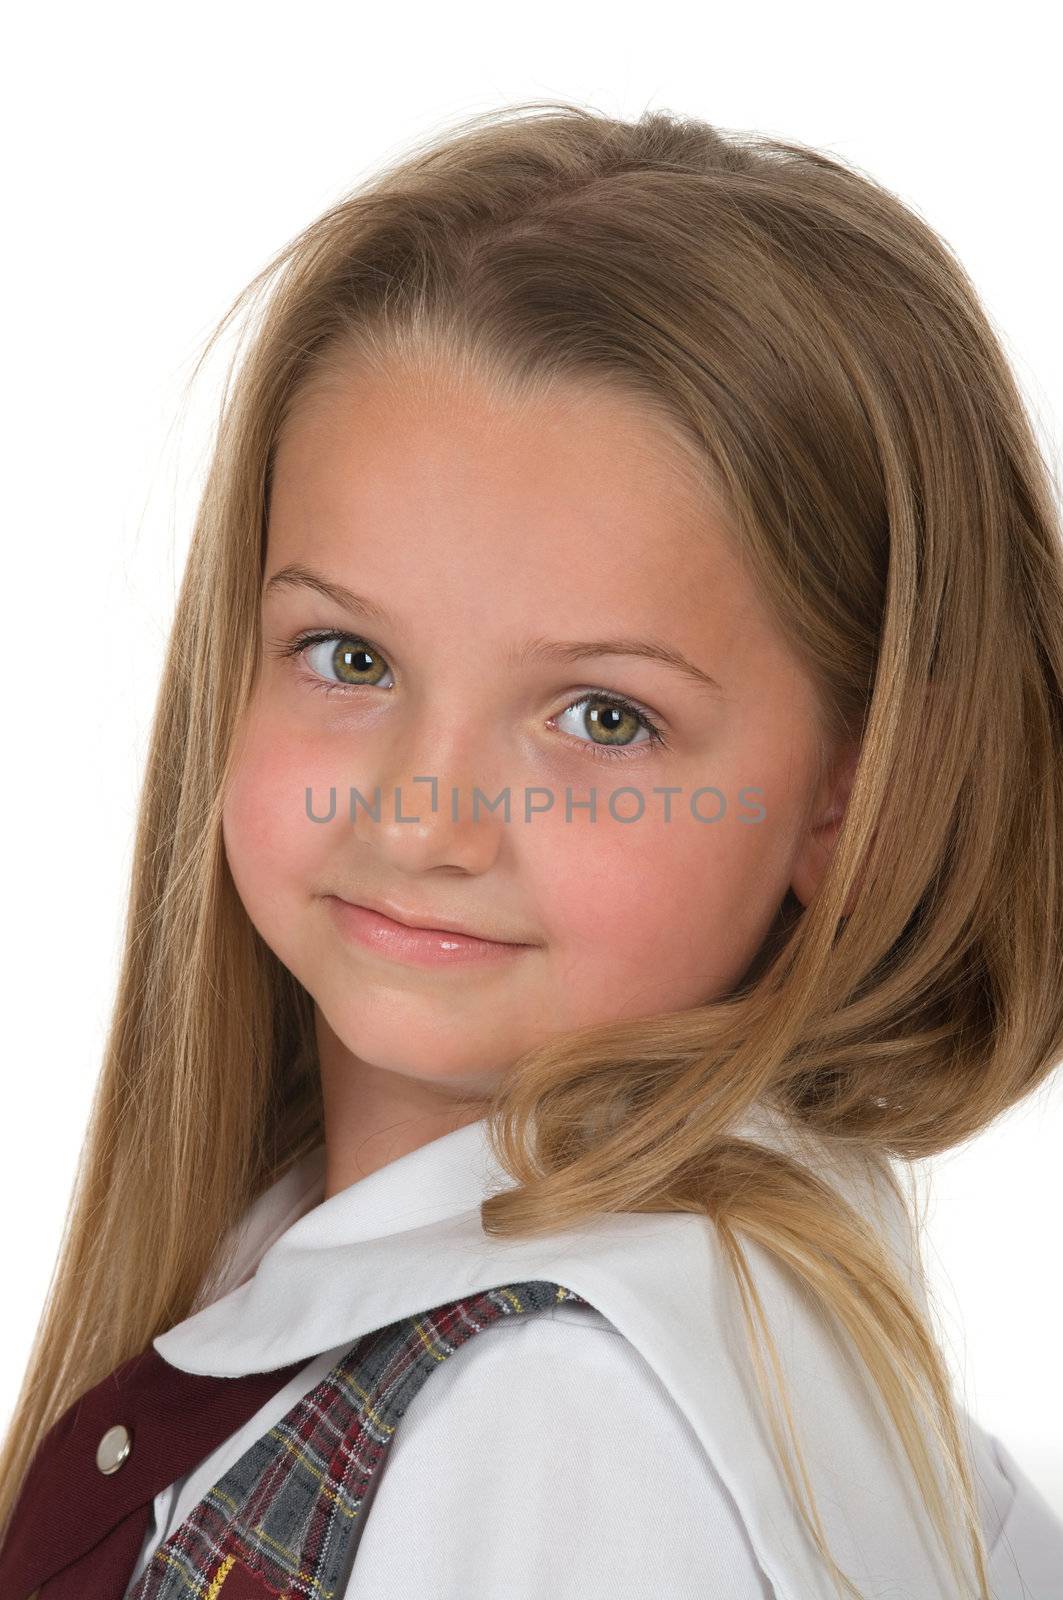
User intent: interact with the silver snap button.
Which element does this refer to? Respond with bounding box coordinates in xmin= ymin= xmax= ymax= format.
xmin=96 ymin=1423 xmax=133 ymax=1474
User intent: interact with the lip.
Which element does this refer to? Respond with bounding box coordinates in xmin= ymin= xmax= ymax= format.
xmin=325 ymin=895 xmax=537 ymax=969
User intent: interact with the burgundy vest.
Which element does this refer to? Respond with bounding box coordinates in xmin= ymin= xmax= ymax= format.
xmin=0 ymin=1280 xmax=592 ymax=1599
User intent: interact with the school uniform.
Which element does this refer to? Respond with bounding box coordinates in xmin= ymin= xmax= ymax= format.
xmin=2 ymin=1105 xmax=1061 ymax=1599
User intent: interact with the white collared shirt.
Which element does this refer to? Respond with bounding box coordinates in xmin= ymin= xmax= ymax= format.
xmin=131 ymin=1114 xmax=1063 ymax=1598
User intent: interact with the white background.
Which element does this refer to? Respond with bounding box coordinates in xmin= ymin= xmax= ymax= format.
xmin=2 ymin=0 xmax=1061 ymax=1520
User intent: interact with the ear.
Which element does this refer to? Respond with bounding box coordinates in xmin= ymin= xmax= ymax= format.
xmin=790 ymin=738 xmax=863 ymax=914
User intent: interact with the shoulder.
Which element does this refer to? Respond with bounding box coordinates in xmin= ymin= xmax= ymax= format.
xmin=343 ymin=1301 xmax=774 ymax=1598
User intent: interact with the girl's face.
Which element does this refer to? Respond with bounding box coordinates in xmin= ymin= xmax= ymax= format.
xmin=223 ymin=361 xmax=856 ymax=1184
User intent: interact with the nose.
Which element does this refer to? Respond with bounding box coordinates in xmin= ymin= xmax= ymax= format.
xmin=352 ymin=734 xmax=515 ymax=875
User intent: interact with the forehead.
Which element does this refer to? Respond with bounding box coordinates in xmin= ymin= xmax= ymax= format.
xmin=265 ymin=360 xmax=765 ymax=653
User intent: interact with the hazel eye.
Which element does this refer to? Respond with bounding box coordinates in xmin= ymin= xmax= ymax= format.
xmin=273 ymin=629 xmax=667 ymax=761
xmin=552 ymin=694 xmax=665 ymax=758
xmin=296 ymin=633 xmax=392 ymax=691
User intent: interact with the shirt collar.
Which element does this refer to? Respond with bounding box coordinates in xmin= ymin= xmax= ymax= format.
xmin=154 ymin=1104 xmax=924 ymax=1380
xmin=156 ymin=1112 xmax=687 ymax=1376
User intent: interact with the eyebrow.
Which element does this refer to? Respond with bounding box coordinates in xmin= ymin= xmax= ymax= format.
xmin=263 ymin=562 xmax=726 ymax=696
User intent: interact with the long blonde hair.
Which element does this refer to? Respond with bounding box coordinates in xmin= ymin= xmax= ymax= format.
xmin=3 ymin=102 xmax=1061 ymax=1598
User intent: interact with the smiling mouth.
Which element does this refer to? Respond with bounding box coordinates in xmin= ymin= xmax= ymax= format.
xmin=328 ymin=893 xmax=536 ymax=946
xmin=324 ymin=895 xmax=539 ymax=966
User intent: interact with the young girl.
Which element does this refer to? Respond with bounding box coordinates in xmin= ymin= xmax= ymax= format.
xmin=1 ymin=100 xmax=1061 ymax=1600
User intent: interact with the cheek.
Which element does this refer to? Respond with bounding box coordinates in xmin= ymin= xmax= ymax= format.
xmin=221 ymin=713 xmax=332 ymax=914
xmin=531 ymin=796 xmax=795 ymax=1012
